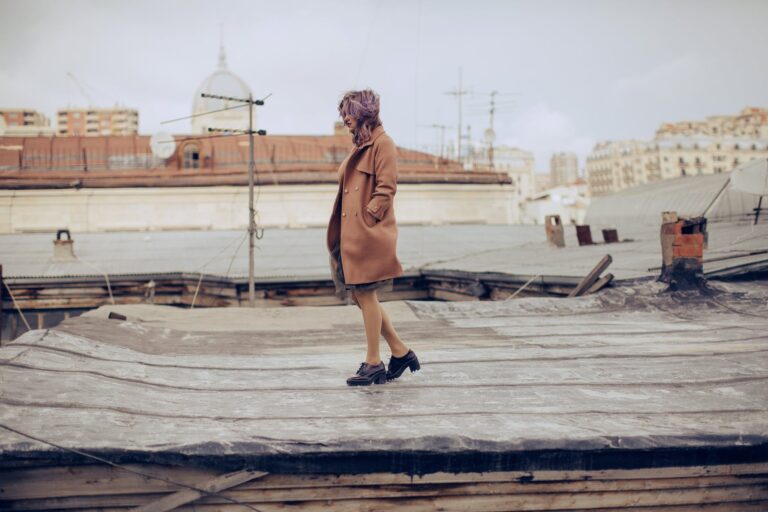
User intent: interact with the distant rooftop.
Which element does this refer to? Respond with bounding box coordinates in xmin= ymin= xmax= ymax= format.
xmin=0 ymin=133 xmax=510 ymax=188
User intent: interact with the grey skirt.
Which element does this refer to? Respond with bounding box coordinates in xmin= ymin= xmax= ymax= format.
xmin=329 ymin=243 xmax=393 ymax=300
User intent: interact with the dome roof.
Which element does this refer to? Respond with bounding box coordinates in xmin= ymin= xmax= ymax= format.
xmin=191 ymin=46 xmax=251 ymax=114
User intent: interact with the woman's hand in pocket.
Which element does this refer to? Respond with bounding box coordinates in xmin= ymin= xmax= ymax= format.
xmin=362 ymin=208 xmax=379 ymax=228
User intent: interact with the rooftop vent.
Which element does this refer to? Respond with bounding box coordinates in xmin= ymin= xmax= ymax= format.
xmin=53 ymin=229 xmax=76 ymax=262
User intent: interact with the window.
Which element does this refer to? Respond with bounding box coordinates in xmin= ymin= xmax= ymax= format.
xmin=183 ymin=143 xmax=200 ymax=169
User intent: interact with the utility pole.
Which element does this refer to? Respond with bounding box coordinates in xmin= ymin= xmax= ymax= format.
xmin=202 ymin=92 xmax=269 ymax=307
xmin=247 ymin=93 xmax=255 ymax=306
xmin=488 ymin=91 xmax=497 ymax=170
xmin=444 ymin=68 xmax=470 ymax=164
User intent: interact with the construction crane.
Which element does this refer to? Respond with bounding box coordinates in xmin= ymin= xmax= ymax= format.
xmin=66 ymin=72 xmax=93 ymax=107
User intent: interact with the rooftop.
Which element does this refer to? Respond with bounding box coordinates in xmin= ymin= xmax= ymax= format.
xmin=2 ymin=279 xmax=767 ymax=477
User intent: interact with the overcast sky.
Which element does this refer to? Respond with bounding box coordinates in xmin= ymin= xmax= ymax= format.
xmin=1 ymin=0 xmax=766 ymax=171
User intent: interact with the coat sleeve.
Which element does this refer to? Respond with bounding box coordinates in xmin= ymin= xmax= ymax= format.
xmin=365 ymin=136 xmax=398 ymax=220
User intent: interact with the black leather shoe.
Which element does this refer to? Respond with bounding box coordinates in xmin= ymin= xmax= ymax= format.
xmin=346 ymin=362 xmax=387 ymax=386
xmin=386 ymin=350 xmax=420 ymax=381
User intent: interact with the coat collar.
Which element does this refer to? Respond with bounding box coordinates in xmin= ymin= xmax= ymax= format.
xmin=357 ymin=124 xmax=385 ymax=150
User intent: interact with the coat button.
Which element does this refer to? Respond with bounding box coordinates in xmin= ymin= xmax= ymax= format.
xmin=344 ymin=188 xmax=349 ymax=193
xmin=342 ymin=212 xmax=346 ymax=217
xmin=354 ymin=186 xmax=359 ymax=191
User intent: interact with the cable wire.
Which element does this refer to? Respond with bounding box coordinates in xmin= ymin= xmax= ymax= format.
xmin=76 ymin=257 xmax=115 ymax=305
xmin=2 ymin=281 xmax=32 ymax=332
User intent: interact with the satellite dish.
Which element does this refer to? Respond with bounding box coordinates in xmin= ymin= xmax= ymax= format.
xmin=483 ymin=128 xmax=496 ymax=144
xmin=731 ymin=158 xmax=768 ymax=196
xmin=150 ymin=131 xmax=176 ymax=159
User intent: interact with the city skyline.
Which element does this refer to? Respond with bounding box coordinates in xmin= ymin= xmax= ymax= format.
xmin=1 ymin=0 xmax=766 ymax=170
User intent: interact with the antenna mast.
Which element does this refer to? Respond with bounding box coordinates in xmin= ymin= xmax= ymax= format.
xmin=444 ymin=67 xmax=469 ymax=163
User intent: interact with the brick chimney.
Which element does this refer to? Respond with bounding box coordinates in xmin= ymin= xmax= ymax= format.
xmin=659 ymin=212 xmax=707 ymax=291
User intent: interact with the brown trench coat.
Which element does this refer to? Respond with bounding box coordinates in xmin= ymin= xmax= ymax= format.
xmin=326 ymin=124 xmax=404 ymax=285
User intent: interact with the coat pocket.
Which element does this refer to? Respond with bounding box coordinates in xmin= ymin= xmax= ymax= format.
xmin=356 ymin=166 xmax=374 ymax=175
xmin=362 ymin=208 xmax=379 ymax=228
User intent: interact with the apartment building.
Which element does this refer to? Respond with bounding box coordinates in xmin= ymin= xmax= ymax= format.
xmin=587 ymin=107 xmax=768 ymax=196
xmin=0 ymin=109 xmax=53 ymax=136
xmin=57 ymin=107 xmax=139 ymax=136
xmin=549 ymin=152 xmax=579 ymax=186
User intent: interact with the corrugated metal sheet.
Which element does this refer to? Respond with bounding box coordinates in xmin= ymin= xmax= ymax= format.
xmin=585 ymin=172 xmax=764 ymax=231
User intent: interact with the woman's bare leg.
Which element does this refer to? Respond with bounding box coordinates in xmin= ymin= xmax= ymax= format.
xmin=352 ymin=289 xmax=383 ymax=365
xmin=352 ymin=290 xmax=409 ymax=358
xmin=380 ymin=306 xmax=409 ymax=357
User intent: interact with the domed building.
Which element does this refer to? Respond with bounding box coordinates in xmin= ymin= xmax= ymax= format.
xmin=191 ymin=45 xmax=256 ymax=135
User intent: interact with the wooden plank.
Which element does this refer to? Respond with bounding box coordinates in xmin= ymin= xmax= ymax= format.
xmin=195 ymin=478 xmax=768 ymax=504
xmin=5 ymin=480 xmax=768 ymax=510
xmin=568 ymin=254 xmax=612 ymax=297
xmin=135 ymin=485 xmax=768 ymax=511
xmin=175 ymin=501 xmax=768 ymax=512
xmin=429 ymin=289 xmax=480 ymax=301
xmin=131 ymin=470 xmax=267 ymax=512
xmin=586 ymin=273 xmax=614 ymax=294
xmin=4 ymin=463 xmax=768 ymax=501
xmin=4 ymin=477 xmax=768 ymax=510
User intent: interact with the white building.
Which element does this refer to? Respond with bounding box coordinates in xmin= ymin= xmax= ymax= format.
xmin=522 ymin=182 xmax=590 ymax=225
xmin=466 ymin=142 xmax=536 ymax=200
xmin=191 ymin=45 xmax=256 ymax=135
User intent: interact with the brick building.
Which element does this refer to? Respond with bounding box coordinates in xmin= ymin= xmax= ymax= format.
xmin=0 ymin=109 xmax=53 ymax=136
xmin=56 ymin=107 xmax=139 ymax=137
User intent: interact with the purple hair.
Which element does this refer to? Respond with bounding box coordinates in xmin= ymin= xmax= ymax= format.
xmin=338 ymin=89 xmax=382 ymax=147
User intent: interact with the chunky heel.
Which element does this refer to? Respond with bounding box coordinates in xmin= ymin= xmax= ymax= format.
xmin=386 ymin=350 xmax=420 ymax=381
xmin=373 ymin=372 xmax=387 ymax=385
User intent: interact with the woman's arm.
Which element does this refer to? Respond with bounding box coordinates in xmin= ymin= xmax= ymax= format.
xmin=365 ymin=136 xmax=398 ymax=221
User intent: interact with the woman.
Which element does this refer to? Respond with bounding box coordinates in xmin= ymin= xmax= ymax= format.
xmin=327 ymin=89 xmax=420 ymax=386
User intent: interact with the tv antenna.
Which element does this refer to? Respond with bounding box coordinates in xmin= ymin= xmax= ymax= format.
xmin=444 ymin=67 xmax=470 ymax=164
xmin=161 ymin=91 xmax=271 ymax=307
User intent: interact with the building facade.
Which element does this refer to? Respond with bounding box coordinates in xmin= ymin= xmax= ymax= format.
xmin=0 ymin=109 xmax=53 ymax=136
xmin=469 ymin=143 xmax=536 ymax=200
xmin=587 ymin=107 xmax=768 ymax=196
xmin=57 ymin=107 xmax=139 ymax=137
xmin=549 ymin=152 xmax=579 ymax=186
xmin=0 ymin=130 xmax=523 ymax=233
